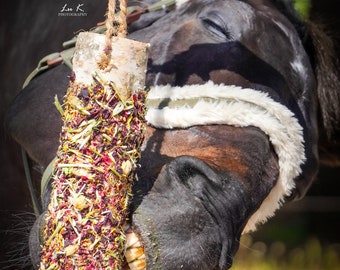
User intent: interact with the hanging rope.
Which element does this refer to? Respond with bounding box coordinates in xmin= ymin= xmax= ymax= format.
xmin=105 ymin=0 xmax=117 ymax=44
xmin=118 ymin=0 xmax=128 ymax=38
xmin=99 ymin=0 xmax=128 ymax=70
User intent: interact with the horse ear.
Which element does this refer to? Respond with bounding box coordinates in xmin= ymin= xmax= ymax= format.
xmin=304 ymin=21 xmax=340 ymax=166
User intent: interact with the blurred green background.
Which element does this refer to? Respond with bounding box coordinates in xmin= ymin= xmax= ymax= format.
xmin=233 ymin=197 xmax=340 ymax=269
xmin=294 ymin=0 xmax=312 ymax=19
xmin=233 ymin=166 xmax=340 ymax=270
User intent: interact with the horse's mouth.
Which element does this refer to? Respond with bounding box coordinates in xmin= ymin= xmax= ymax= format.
xmin=125 ymin=229 xmax=146 ymax=270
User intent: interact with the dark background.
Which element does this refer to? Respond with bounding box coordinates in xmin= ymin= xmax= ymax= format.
xmin=0 ymin=1 xmax=339 ymax=269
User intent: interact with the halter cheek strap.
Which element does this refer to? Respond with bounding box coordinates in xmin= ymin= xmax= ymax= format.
xmin=145 ymin=81 xmax=306 ymax=233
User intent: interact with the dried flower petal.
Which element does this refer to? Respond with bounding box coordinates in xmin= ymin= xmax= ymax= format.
xmin=64 ymin=244 xmax=78 ymax=257
xmin=72 ymin=195 xmax=89 ymax=211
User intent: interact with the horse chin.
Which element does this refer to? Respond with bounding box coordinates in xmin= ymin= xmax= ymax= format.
xmin=29 ymin=213 xmax=45 ymax=269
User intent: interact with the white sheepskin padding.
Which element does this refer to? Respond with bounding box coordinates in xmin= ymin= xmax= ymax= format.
xmin=145 ymin=81 xmax=306 ymax=233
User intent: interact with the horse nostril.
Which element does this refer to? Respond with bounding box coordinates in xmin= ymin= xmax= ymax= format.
xmin=167 ymin=155 xmax=223 ymax=188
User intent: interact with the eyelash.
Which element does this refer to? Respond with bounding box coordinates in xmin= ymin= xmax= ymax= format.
xmin=202 ymin=17 xmax=233 ymax=40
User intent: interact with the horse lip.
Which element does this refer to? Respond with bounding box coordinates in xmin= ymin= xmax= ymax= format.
xmin=131 ymin=212 xmax=161 ymax=270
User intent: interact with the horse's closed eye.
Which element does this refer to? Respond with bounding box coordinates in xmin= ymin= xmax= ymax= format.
xmin=201 ymin=12 xmax=232 ymax=40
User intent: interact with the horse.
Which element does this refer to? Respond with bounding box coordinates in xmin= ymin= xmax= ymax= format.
xmin=4 ymin=0 xmax=340 ymax=269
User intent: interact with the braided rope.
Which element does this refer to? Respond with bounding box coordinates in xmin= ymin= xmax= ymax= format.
xmin=118 ymin=0 xmax=128 ymax=38
xmin=99 ymin=0 xmax=128 ymax=70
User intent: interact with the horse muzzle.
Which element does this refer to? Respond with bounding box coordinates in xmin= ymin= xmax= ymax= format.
xmin=130 ymin=155 xmax=255 ymax=270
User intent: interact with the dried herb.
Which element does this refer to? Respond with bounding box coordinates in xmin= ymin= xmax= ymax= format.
xmin=40 ymin=73 xmax=146 ymax=270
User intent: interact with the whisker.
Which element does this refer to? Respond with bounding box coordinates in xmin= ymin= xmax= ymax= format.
xmin=0 ymin=211 xmax=36 ymax=270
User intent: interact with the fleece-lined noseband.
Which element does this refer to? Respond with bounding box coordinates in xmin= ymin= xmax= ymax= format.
xmin=145 ymin=81 xmax=306 ymax=233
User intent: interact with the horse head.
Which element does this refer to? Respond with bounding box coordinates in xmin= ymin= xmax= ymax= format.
xmin=5 ymin=0 xmax=340 ymax=269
